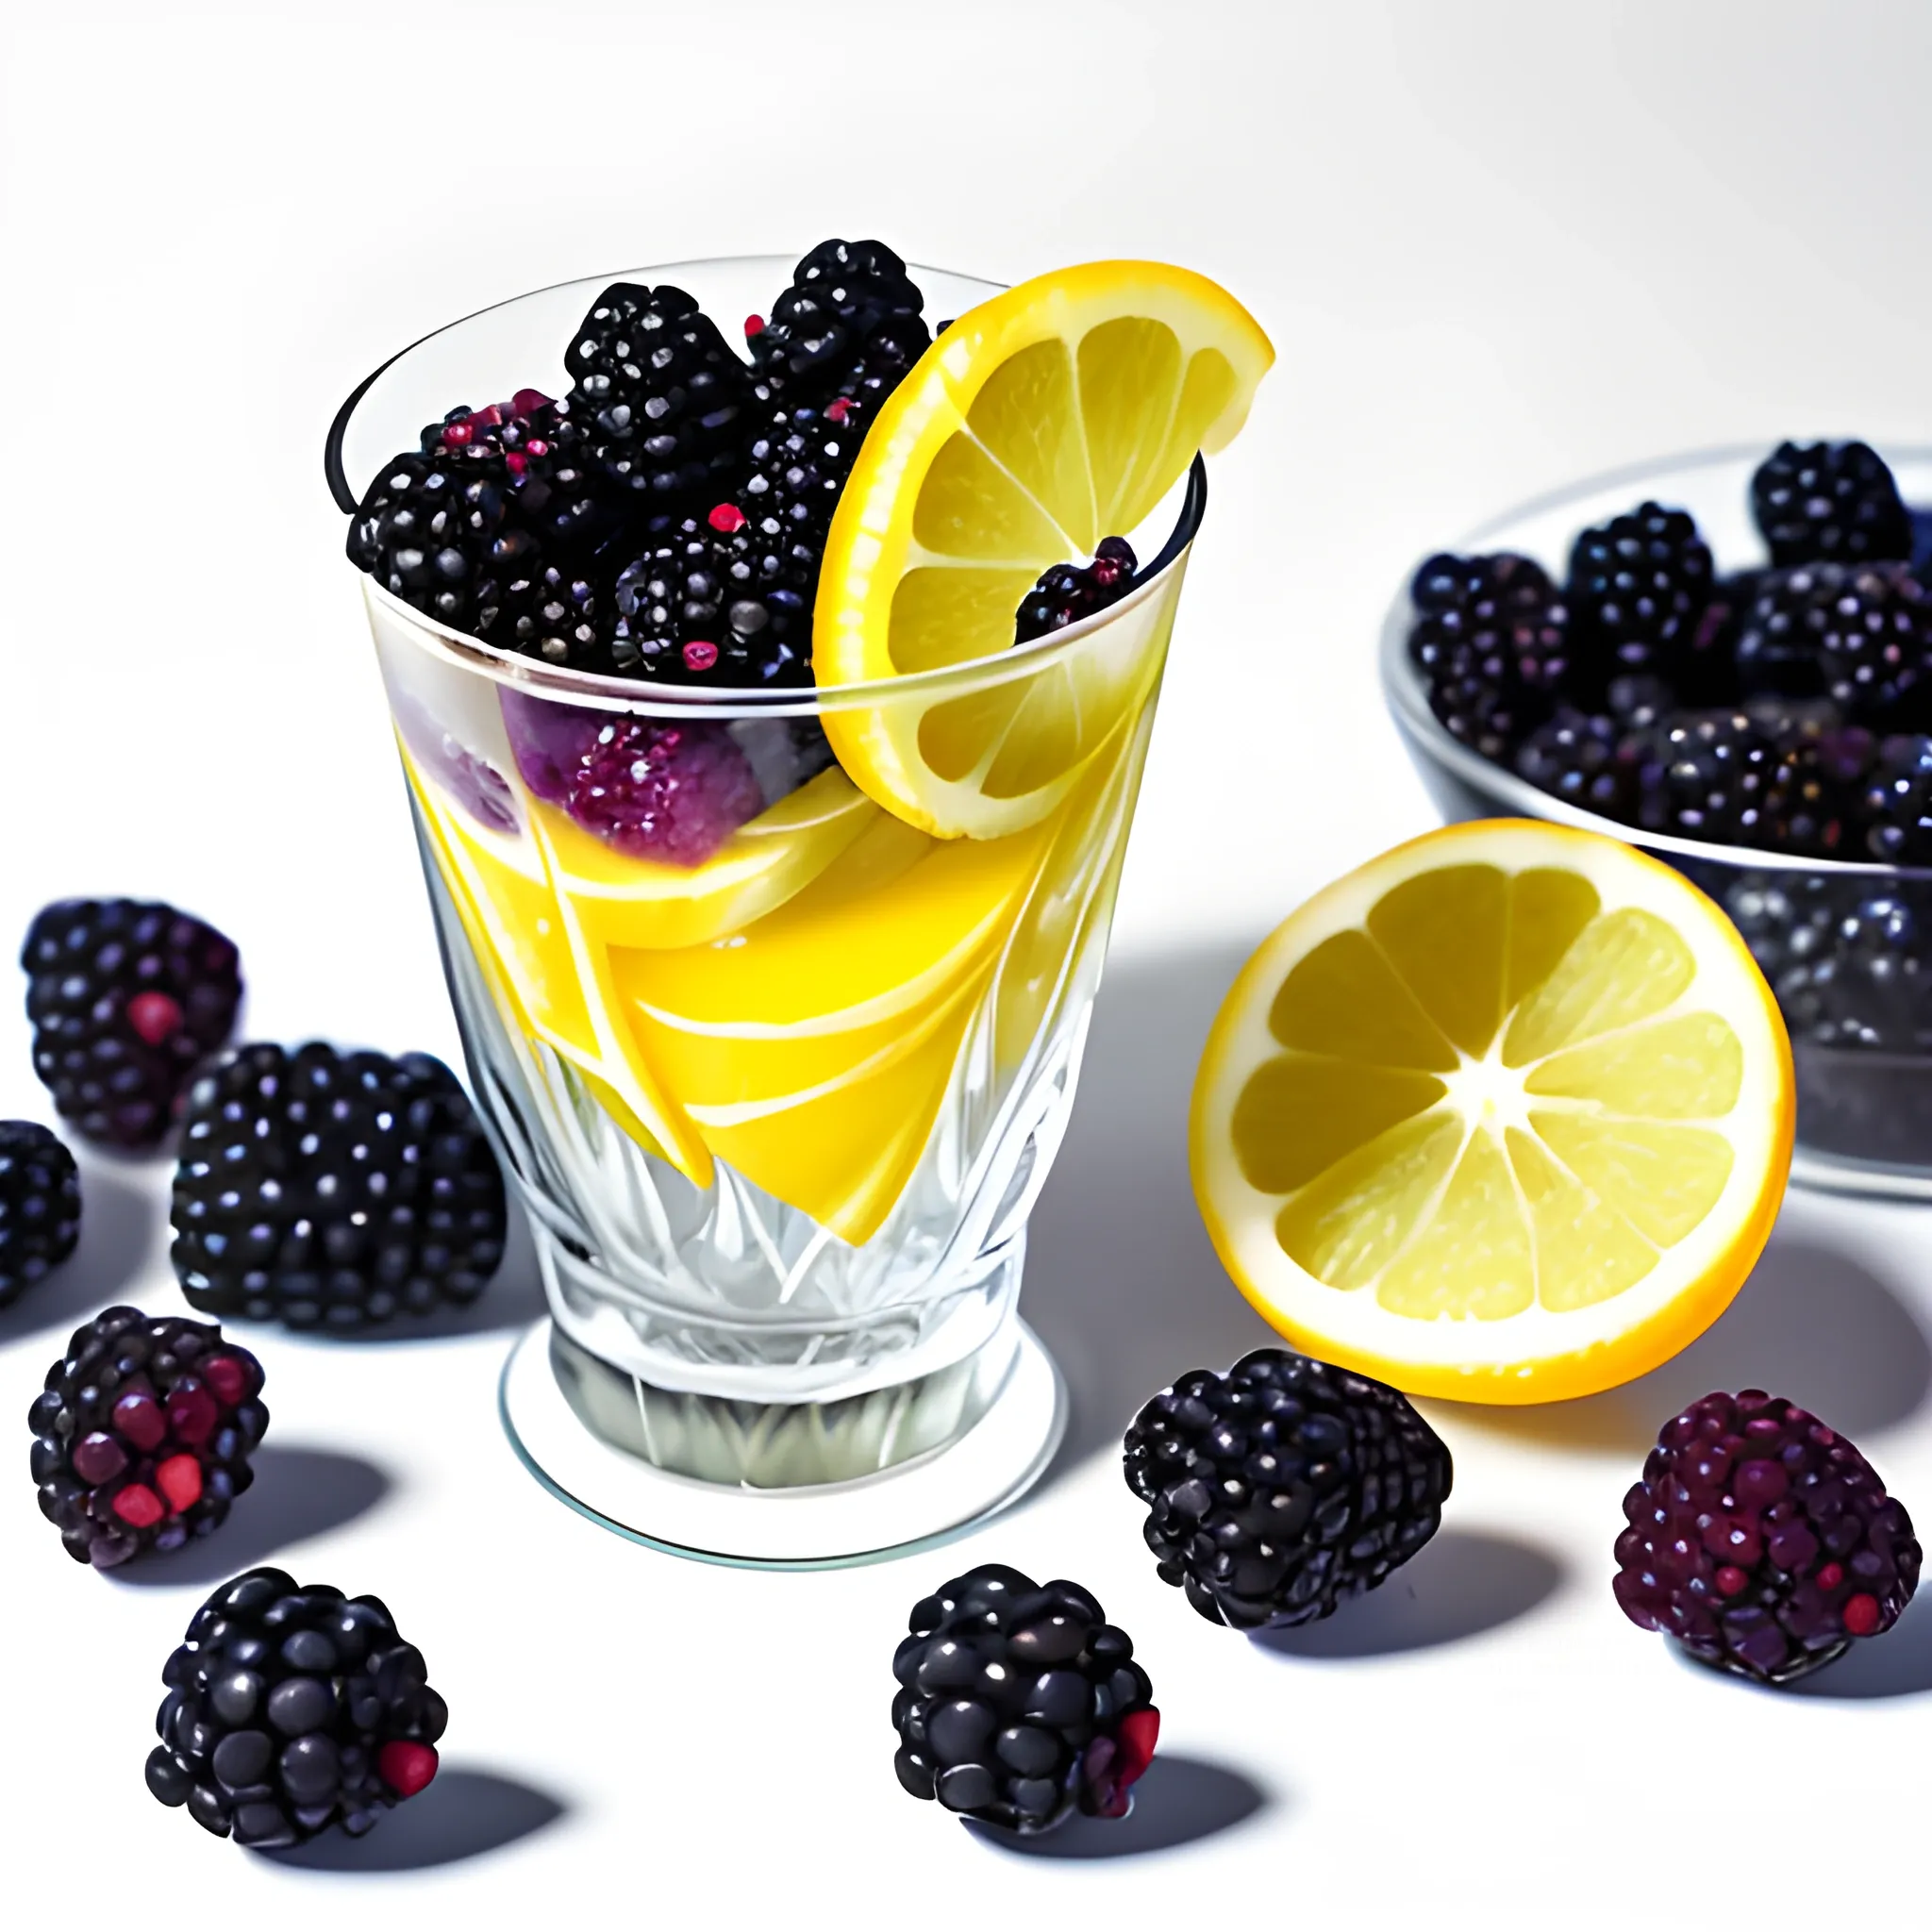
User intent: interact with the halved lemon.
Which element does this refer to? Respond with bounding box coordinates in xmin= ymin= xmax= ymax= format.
xmin=1191 ymin=821 xmax=1794 ymax=1404
xmin=815 ymin=260 xmax=1273 ymax=840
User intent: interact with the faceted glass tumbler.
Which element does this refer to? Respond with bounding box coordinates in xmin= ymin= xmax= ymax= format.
xmin=330 ymin=258 xmax=1203 ymax=1491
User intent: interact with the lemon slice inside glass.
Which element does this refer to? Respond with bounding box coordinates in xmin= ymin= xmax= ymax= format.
xmin=814 ymin=260 xmax=1273 ymax=840
xmin=1191 ymin=820 xmax=1794 ymax=1404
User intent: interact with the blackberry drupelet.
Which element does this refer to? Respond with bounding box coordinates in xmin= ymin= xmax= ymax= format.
xmin=22 ymin=898 xmax=242 ymax=1152
xmin=891 ymin=1564 xmax=1158 ymax=1835
xmin=0 ymin=1121 xmax=79 ymax=1309
xmin=1615 ymin=1390 xmax=1921 ymax=1684
xmin=1123 ymin=1348 xmax=1452 ymax=1631
xmin=1566 ymin=500 xmax=1714 ymax=679
xmin=1627 ymin=710 xmax=1775 ymax=843
xmin=1015 ymin=538 xmax=1139 ymax=643
xmin=564 ymin=283 xmax=749 ymax=511
xmin=1407 ymin=552 xmax=1568 ymax=760
xmin=1513 ymin=708 xmax=1635 ymax=818
xmin=750 ymin=239 xmax=930 ymax=406
xmin=29 ymin=1306 xmax=266 ymax=1568
xmin=1865 ymin=733 xmax=1932 ymax=863
xmin=170 ymin=1044 xmax=507 ymax=1330
xmin=146 ymin=1566 xmax=445 ymax=1846
xmin=1750 ymin=440 xmax=1912 ymax=569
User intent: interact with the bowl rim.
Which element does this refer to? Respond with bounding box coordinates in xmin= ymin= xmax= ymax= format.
xmin=1379 ymin=440 xmax=1932 ymax=882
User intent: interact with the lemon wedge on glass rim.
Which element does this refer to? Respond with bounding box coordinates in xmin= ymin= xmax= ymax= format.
xmin=1191 ymin=820 xmax=1794 ymax=1404
xmin=813 ymin=259 xmax=1274 ymax=839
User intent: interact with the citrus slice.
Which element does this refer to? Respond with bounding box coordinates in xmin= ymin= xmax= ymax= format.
xmin=815 ymin=260 xmax=1273 ymax=840
xmin=1191 ymin=820 xmax=1793 ymax=1404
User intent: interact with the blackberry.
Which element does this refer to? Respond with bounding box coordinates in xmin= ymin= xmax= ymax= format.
xmin=1407 ymin=552 xmax=1568 ymax=759
xmin=1015 ymin=538 xmax=1139 ymax=643
xmin=145 ymin=1566 xmax=445 ymax=1846
xmin=1614 ymin=1390 xmax=1921 ymax=1685
xmin=170 ymin=1043 xmax=507 ymax=1330
xmin=1757 ymin=719 xmax=1875 ymax=858
xmin=1864 ymin=732 xmax=1932 ymax=863
xmin=741 ymin=396 xmax=867 ymax=551
xmin=1721 ymin=873 xmax=1843 ymax=1030
xmin=891 ymin=1564 xmax=1158 ymax=1835
xmin=610 ymin=505 xmax=812 ymax=686
xmin=750 ymin=239 xmax=929 ymax=406
xmin=22 ymin=898 xmax=242 ymax=1152
xmin=1734 ymin=567 xmax=1830 ymax=701
xmin=1628 ymin=710 xmax=1775 ymax=843
xmin=1513 ymin=708 xmax=1635 ymax=819
xmin=1806 ymin=894 xmax=1930 ymax=1050
xmin=1807 ymin=562 xmax=1929 ymax=723
xmin=424 ymin=392 xmax=615 ymax=563
xmin=1750 ymin=440 xmax=1911 ymax=569
xmin=28 ymin=1307 xmax=267 ymax=1569
xmin=478 ymin=561 xmax=610 ymax=671
xmin=1606 ymin=673 xmax=1676 ymax=733
xmin=0 ymin=1122 xmax=80 ymax=1309
xmin=1123 ymin=1348 xmax=1452 ymax=1631
xmin=563 ymin=283 xmax=749 ymax=512
xmin=1566 ymin=501 xmax=1714 ymax=679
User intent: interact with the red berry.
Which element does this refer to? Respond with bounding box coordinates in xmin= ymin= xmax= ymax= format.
xmin=707 ymin=503 xmax=747 ymax=534
xmin=113 ymin=1389 xmax=168 ymax=1453
xmin=155 ymin=1454 xmax=204 ymax=1513
xmin=1816 ymin=1562 xmax=1844 ymax=1591
xmin=1714 ymin=1565 xmax=1750 ymax=1597
xmin=111 ymin=1484 xmax=164 ymax=1528
xmin=166 ymin=1382 xmax=220 ymax=1447
xmin=744 ymin=313 xmax=766 ymax=339
xmin=201 ymin=1353 xmax=250 ymax=1406
xmin=682 ymin=640 xmax=721 ymax=673
xmin=1844 ymin=1592 xmax=1881 ymax=1636
xmin=125 ymin=991 xmax=184 ymax=1046
xmin=377 ymin=1740 xmax=440 ymax=1799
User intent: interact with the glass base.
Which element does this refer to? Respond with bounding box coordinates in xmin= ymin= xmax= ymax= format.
xmin=497 ymin=1316 xmax=1067 ymax=1569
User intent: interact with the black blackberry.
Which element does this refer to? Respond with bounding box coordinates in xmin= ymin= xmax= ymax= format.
xmin=1810 ymin=895 xmax=1929 ymax=1050
xmin=1407 ymin=552 xmax=1568 ymax=759
xmin=1734 ymin=567 xmax=1831 ymax=701
xmin=1628 ymin=710 xmax=1776 ymax=843
xmin=1750 ymin=440 xmax=1912 ymax=569
xmin=891 ymin=1565 xmax=1158 ymax=1835
xmin=170 ymin=1043 xmax=507 ymax=1330
xmin=0 ymin=1122 xmax=79 ymax=1309
xmin=28 ymin=1306 xmax=267 ymax=1569
xmin=1123 ymin=1348 xmax=1452 ymax=1631
xmin=1015 ymin=538 xmax=1139 ymax=643
xmin=1615 ymin=1390 xmax=1920 ymax=1685
xmin=563 ymin=283 xmax=749 ymax=511
xmin=1864 ymin=733 xmax=1932 ymax=863
xmin=1606 ymin=673 xmax=1677 ymax=733
xmin=1566 ymin=501 xmax=1715 ymax=678
xmin=22 ymin=898 xmax=243 ymax=1152
xmin=1757 ymin=719 xmax=1875 ymax=858
xmin=146 ymin=1567 xmax=445 ymax=1846
xmin=477 ymin=561 xmax=611 ymax=671
xmin=751 ymin=239 xmax=930 ymax=407
xmin=741 ymin=396 xmax=867 ymax=549
xmin=1721 ymin=872 xmax=1842 ymax=1016
xmin=425 ymin=392 xmax=616 ymax=562
xmin=1513 ymin=707 xmax=1636 ymax=819
xmin=610 ymin=505 xmax=811 ymax=686
xmin=1807 ymin=562 xmax=1930 ymax=723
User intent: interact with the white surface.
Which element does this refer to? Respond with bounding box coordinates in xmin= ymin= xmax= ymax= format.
xmin=501 ymin=1318 xmax=1065 ymax=1564
xmin=6 ymin=1 xmax=1932 ymax=1924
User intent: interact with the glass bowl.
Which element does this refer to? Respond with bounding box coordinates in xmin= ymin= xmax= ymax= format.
xmin=1379 ymin=443 xmax=1932 ymax=1199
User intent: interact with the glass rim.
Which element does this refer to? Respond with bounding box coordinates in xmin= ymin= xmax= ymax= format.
xmin=1378 ymin=440 xmax=1932 ymax=882
xmin=326 ymin=252 xmax=1208 ymax=715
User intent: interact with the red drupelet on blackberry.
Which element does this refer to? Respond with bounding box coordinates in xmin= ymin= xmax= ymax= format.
xmin=1015 ymin=538 xmax=1139 ymax=643
xmin=1123 ymin=1348 xmax=1452 ymax=1631
xmin=170 ymin=1044 xmax=507 ymax=1330
xmin=564 ymin=283 xmax=749 ymax=512
xmin=1407 ymin=552 xmax=1569 ymax=761
xmin=28 ymin=1306 xmax=267 ymax=1569
xmin=1615 ymin=1390 xmax=1921 ymax=1685
xmin=0 ymin=1121 xmax=80 ymax=1309
xmin=749 ymin=239 xmax=930 ymax=408
xmin=1750 ymin=440 xmax=1912 ymax=569
xmin=1566 ymin=501 xmax=1714 ymax=681
xmin=146 ymin=1567 xmax=445 ymax=1847
xmin=892 ymin=1564 xmax=1158 ymax=1836
xmin=21 ymin=898 xmax=242 ymax=1152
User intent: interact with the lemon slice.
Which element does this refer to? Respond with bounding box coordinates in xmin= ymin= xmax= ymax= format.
xmin=815 ymin=260 xmax=1273 ymax=839
xmin=1191 ymin=821 xmax=1793 ymax=1404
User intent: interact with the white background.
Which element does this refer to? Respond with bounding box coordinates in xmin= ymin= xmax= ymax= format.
xmin=5 ymin=1 xmax=1932 ymax=1924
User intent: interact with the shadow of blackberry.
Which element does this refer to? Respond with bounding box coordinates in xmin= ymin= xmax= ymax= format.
xmin=966 ymin=1753 xmax=1270 ymax=1859
xmin=256 ymin=1768 xmax=567 ymax=1871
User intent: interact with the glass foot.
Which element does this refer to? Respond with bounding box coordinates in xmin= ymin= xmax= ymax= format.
xmin=497 ymin=1316 xmax=1067 ymax=1569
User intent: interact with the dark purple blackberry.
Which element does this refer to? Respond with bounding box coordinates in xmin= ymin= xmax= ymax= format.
xmin=891 ymin=1565 xmax=1158 ymax=1836
xmin=1614 ymin=1390 xmax=1920 ymax=1685
xmin=1605 ymin=673 xmax=1676 ymax=732
xmin=425 ymin=392 xmax=616 ymax=563
xmin=0 ymin=1122 xmax=79 ymax=1309
xmin=610 ymin=505 xmax=812 ymax=686
xmin=1407 ymin=552 xmax=1568 ymax=760
xmin=1750 ymin=440 xmax=1911 ymax=569
xmin=170 ymin=1044 xmax=506 ymax=1331
xmin=1628 ymin=710 xmax=1776 ymax=842
xmin=1015 ymin=538 xmax=1139 ymax=644
xmin=1864 ymin=733 xmax=1932 ymax=863
xmin=1123 ymin=1348 xmax=1452 ymax=1631
xmin=28 ymin=1307 xmax=266 ymax=1569
xmin=1566 ymin=501 xmax=1715 ymax=679
xmin=1804 ymin=894 xmax=1930 ymax=1050
xmin=21 ymin=899 xmax=243 ymax=1152
xmin=146 ymin=1567 xmax=445 ymax=1846
xmin=741 ymin=395 xmax=867 ymax=551
xmin=750 ymin=240 xmax=929 ymax=407
xmin=477 ymin=561 xmax=610 ymax=671
xmin=1734 ymin=567 xmax=1830 ymax=701
xmin=1807 ymin=562 xmax=1930 ymax=723
xmin=1757 ymin=719 xmax=1876 ymax=858
xmin=563 ymin=283 xmax=749 ymax=512
xmin=1721 ymin=873 xmax=1843 ymax=1033
xmin=1513 ymin=708 xmax=1636 ymax=819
